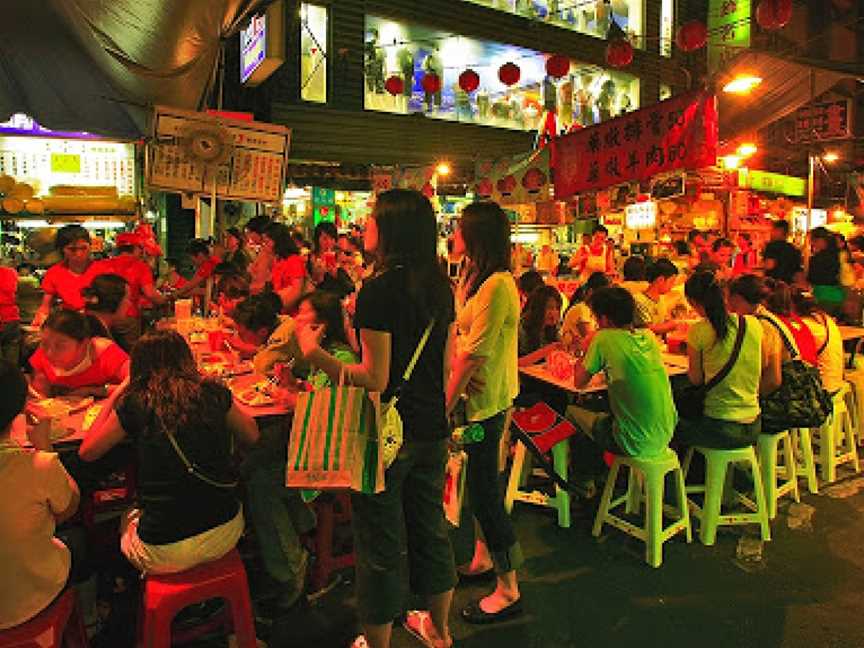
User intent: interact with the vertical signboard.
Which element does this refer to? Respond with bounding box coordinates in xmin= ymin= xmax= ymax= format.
xmin=708 ymin=0 xmax=751 ymax=72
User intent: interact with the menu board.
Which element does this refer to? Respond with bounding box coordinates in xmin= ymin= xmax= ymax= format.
xmin=0 ymin=136 xmax=136 ymax=196
xmin=147 ymin=106 xmax=291 ymax=203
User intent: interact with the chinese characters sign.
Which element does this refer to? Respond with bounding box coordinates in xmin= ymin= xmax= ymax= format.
xmin=147 ymin=106 xmax=291 ymax=203
xmin=794 ymin=100 xmax=851 ymax=142
xmin=553 ymin=91 xmax=718 ymax=200
xmin=707 ymin=0 xmax=751 ymax=73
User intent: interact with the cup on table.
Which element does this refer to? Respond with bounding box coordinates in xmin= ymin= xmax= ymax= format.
xmin=207 ymin=329 xmax=226 ymax=352
xmin=175 ymin=299 xmax=193 ymax=320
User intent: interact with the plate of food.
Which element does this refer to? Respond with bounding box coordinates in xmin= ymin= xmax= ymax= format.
xmin=232 ymin=378 xmax=277 ymax=407
xmin=200 ymin=356 xmax=254 ymax=378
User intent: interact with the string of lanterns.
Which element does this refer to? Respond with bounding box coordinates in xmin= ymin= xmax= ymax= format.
xmin=381 ymin=0 xmax=792 ymax=97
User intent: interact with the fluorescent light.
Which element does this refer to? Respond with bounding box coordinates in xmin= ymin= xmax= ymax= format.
xmin=723 ymin=74 xmax=762 ymax=95
xmin=823 ymin=152 xmax=840 ymax=163
xmin=721 ymin=154 xmax=742 ymax=170
xmin=737 ymin=143 xmax=758 ymax=157
xmin=13 ymin=219 xmax=128 ymax=229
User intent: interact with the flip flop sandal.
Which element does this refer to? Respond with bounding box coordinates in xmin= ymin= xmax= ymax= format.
xmin=461 ymin=598 xmax=523 ymax=625
xmin=350 ymin=635 xmax=369 ymax=648
xmin=403 ymin=610 xmax=452 ymax=648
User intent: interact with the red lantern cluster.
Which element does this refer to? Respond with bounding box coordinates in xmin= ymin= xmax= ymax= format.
xmin=459 ymin=69 xmax=480 ymax=93
xmin=755 ymin=0 xmax=792 ymax=30
xmin=384 ymin=75 xmax=404 ymax=96
xmin=521 ymin=167 xmax=548 ymax=193
xmin=545 ymin=54 xmax=570 ymax=79
xmin=421 ymin=73 xmax=442 ymax=94
xmin=605 ymin=39 xmax=634 ymax=68
xmin=676 ymin=20 xmax=708 ymax=52
xmin=498 ymin=62 xmax=521 ymax=87
xmin=497 ymin=174 xmax=517 ymax=196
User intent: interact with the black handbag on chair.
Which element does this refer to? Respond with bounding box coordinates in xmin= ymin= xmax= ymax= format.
xmin=757 ymin=315 xmax=833 ymax=432
xmin=673 ymin=315 xmax=747 ymax=420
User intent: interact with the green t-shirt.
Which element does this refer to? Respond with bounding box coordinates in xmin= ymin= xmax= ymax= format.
xmin=583 ymin=328 xmax=676 ymax=457
xmin=687 ymin=315 xmax=763 ymax=423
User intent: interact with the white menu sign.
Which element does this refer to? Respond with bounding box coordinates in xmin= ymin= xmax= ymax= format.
xmin=147 ymin=106 xmax=291 ymax=203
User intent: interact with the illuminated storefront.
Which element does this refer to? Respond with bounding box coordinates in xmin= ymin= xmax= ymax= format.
xmin=364 ymin=15 xmax=640 ymax=133
xmin=461 ymin=0 xmax=644 ymax=44
xmin=300 ymin=3 xmax=328 ymax=103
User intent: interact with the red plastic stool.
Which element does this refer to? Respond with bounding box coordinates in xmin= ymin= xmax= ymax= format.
xmin=138 ymin=549 xmax=257 ymax=648
xmin=310 ymin=492 xmax=354 ymax=591
xmin=0 ymin=589 xmax=88 ymax=648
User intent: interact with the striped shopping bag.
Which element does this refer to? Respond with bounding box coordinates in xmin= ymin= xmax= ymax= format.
xmin=286 ymin=383 xmax=386 ymax=494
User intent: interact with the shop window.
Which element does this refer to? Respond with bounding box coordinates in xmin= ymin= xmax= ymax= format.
xmin=364 ymin=16 xmax=640 ymax=134
xmin=660 ymin=0 xmax=674 ymax=57
xmin=300 ymin=4 xmax=327 ymax=103
xmin=461 ymin=0 xmax=644 ymax=46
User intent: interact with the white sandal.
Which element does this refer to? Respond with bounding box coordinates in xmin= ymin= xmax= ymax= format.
xmin=350 ymin=635 xmax=369 ymax=648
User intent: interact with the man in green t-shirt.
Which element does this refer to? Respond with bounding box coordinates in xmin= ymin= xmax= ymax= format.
xmin=568 ymin=287 xmax=677 ymax=458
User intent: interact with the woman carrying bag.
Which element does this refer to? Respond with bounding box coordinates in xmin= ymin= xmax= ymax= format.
xmin=295 ymin=189 xmax=456 ymax=648
xmin=446 ymin=202 xmax=524 ymax=624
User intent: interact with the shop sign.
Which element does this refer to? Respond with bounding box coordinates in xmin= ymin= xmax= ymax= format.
xmin=553 ymin=91 xmax=718 ymax=200
xmin=792 ymin=206 xmax=827 ymax=231
xmin=794 ymin=99 xmax=851 ymax=142
xmin=241 ymin=14 xmax=267 ymax=83
xmin=738 ymin=169 xmax=805 ymax=197
xmin=239 ymin=1 xmax=285 ymax=86
xmin=474 ymin=148 xmax=551 ymax=205
xmin=148 ymin=106 xmax=291 ymax=203
xmin=625 ymin=201 xmax=657 ymax=230
xmin=707 ymin=0 xmax=751 ymax=73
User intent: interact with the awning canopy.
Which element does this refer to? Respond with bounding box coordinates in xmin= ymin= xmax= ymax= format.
xmin=717 ymin=51 xmax=855 ymax=142
xmin=0 ymin=0 xmax=265 ymax=139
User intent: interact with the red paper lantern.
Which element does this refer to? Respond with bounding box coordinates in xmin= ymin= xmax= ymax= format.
xmin=676 ymin=20 xmax=708 ymax=52
xmin=496 ymin=174 xmax=517 ymax=196
xmin=498 ymin=62 xmax=521 ymax=87
xmin=521 ymin=168 xmax=548 ymax=193
xmin=756 ymin=0 xmax=792 ymax=30
xmin=476 ymin=178 xmax=494 ymax=199
xmin=384 ymin=75 xmax=404 ymax=96
xmin=458 ymin=69 xmax=480 ymax=93
xmin=605 ymin=39 xmax=634 ymax=68
xmin=421 ymin=73 xmax=442 ymax=95
xmin=421 ymin=181 xmax=435 ymax=198
xmin=545 ymin=54 xmax=570 ymax=79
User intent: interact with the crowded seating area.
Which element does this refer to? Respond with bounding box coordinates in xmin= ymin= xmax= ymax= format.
xmin=3 ymin=191 xmax=864 ymax=648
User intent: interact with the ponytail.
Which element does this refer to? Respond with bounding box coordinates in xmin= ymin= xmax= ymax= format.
xmin=685 ymin=271 xmax=729 ymax=341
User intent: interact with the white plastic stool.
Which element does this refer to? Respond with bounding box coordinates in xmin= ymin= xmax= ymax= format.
xmin=813 ymin=385 xmax=860 ymax=483
xmin=756 ymin=431 xmax=800 ymax=519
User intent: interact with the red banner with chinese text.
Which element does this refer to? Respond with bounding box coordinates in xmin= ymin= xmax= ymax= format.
xmin=552 ymin=91 xmax=718 ymax=200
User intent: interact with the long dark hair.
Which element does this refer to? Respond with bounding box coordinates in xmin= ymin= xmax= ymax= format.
xmin=297 ymin=290 xmax=349 ymax=348
xmin=729 ymin=274 xmax=769 ymax=307
xmin=264 ymin=222 xmax=300 ymax=260
xmin=521 ymin=285 xmax=562 ymax=351
xmin=83 ymin=273 xmax=128 ymax=315
xmin=372 ymin=189 xmax=452 ymax=321
xmin=460 ymin=201 xmax=511 ymax=299
xmin=764 ymin=278 xmax=792 ymax=317
xmin=686 ymin=271 xmax=729 ymax=341
xmin=125 ymin=330 xmax=215 ymax=436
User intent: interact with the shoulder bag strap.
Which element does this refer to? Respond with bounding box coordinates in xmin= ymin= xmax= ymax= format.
xmin=387 ymin=319 xmax=436 ymax=407
xmin=756 ymin=313 xmax=799 ymax=359
xmin=704 ymin=315 xmax=747 ymax=393
xmin=161 ymin=419 xmax=238 ymax=490
xmin=816 ymin=313 xmax=830 ymax=356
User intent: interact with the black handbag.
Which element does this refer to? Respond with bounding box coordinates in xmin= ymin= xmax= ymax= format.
xmin=674 ymin=315 xmax=747 ymax=420
xmin=757 ymin=315 xmax=833 ymax=432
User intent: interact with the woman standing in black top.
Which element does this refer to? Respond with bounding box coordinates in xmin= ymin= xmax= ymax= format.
xmin=296 ymin=189 xmax=456 ymax=648
xmin=808 ymin=227 xmax=843 ymax=316
xmin=79 ymin=330 xmax=259 ymax=574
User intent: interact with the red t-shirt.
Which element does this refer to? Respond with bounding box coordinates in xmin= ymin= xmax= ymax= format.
xmin=195 ymin=257 xmax=222 ymax=281
xmin=90 ymin=255 xmax=154 ymax=318
xmin=778 ymin=314 xmax=818 ymax=366
xmin=30 ymin=338 xmax=128 ymax=390
xmin=271 ymin=255 xmax=306 ymax=292
xmin=41 ymin=263 xmax=96 ymax=312
xmin=0 ymin=267 xmax=19 ymax=323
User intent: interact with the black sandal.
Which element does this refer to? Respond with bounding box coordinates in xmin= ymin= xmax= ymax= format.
xmin=461 ymin=598 xmax=523 ymax=624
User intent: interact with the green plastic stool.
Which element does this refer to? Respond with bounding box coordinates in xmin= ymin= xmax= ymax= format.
xmin=756 ymin=431 xmax=800 ymax=520
xmin=504 ymin=435 xmax=571 ymax=528
xmin=790 ymin=428 xmax=819 ymax=494
xmin=813 ymin=385 xmax=860 ymax=483
xmin=592 ymin=448 xmax=691 ymax=568
xmin=682 ymin=446 xmax=771 ymax=546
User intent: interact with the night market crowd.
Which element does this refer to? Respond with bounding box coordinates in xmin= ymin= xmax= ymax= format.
xmin=0 ymin=191 xmax=861 ymax=648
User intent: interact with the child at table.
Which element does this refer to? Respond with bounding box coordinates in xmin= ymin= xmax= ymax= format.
xmin=231 ymin=291 xmax=305 ymax=375
xmin=79 ymin=331 xmax=259 ymax=574
xmin=83 ymin=273 xmax=132 ymax=351
xmin=0 ymin=360 xmax=80 ymax=630
xmin=567 ymin=287 xmax=677 ymax=459
xmin=633 ymin=257 xmax=680 ymax=337
xmin=30 ymin=310 xmax=129 ymax=399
